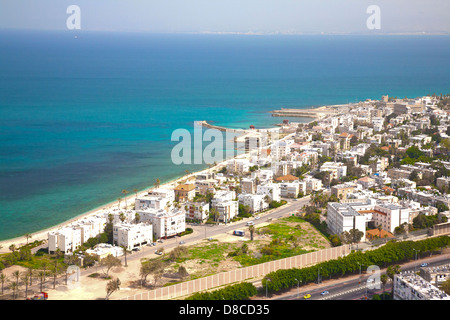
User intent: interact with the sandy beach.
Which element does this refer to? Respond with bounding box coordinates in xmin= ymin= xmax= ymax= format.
xmin=0 ymin=142 xmax=251 ymax=253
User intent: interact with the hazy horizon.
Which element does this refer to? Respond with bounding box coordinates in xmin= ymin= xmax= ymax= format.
xmin=0 ymin=0 xmax=449 ymax=35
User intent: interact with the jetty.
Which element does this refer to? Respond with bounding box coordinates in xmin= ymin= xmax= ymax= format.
xmin=270 ymin=104 xmax=354 ymax=119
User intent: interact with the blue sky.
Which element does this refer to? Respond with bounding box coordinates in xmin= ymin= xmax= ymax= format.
xmin=0 ymin=0 xmax=449 ymax=34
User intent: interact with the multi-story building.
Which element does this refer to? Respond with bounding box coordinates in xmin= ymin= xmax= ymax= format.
xmin=48 ymin=227 xmax=82 ymax=254
xmin=331 ymin=183 xmax=357 ymax=201
xmin=393 ymin=273 xmax=450 ymax=300
xmin=113 ymin=223 xmax=153 ymax=250
xmin=241 ymin=178 xmax=256 ymax=194
xmin=185 ymin=201 xmax=210 ymax=223
xmin=238 ymin=193 xmax=268 ymax=213
xmin=211 ymin=190 xmax=238 ymax=223
xmin=279 ymin=182 xmax=300 ymax=198
xmin=174 ymin=184 xmax=196 ymax=202
xmin=257 ymin=182 xmax=281 ymax=202
xmin=320 ymin=162 xmax=347 ymax=180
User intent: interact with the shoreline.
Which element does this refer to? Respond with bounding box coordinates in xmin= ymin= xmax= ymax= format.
xmin=0 ymin=130 xmax=252 ymax=252
xmin=0 ymin=116 xmax=312 ymax=252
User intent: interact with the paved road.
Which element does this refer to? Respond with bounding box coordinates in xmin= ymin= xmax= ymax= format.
xmin=122 ymin=196 xmax=312 ymax=263
xmin=275 ymin=253 xmax=450 ymax=301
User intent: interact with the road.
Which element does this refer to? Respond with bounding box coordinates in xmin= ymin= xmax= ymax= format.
xmin=275 ymin=253 xmax=450 ymax=301
xmin=121 ymin=196 xmax=312 ymax=263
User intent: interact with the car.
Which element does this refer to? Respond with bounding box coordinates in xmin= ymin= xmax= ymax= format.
xmin=208 ymin=237 xmax=214 ymax=241
xmin=132 ymin=247 xmax=141 ymax=252
xmin=321 ymin=291 xmax=329 ymax=295
xmin=255 ymin=216 xmax=261 ymax=220
xmin=367 ymin=278 xmax=374 ymax=283
xmin=179 ymin=241 xmax=185 ymax=245
xmin=158 ymin=239 xmax=164 ymax=243
xmin=155 ymin=250 xmax=162 ymax=255
xmin=303 ymin=294 xmax=311 ymax=299
xmin=421 ymin=263 xmax=429 ymax=267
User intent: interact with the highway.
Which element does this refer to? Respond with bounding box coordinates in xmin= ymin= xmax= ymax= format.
xmin=275 ymin=253 xmax=450 ymax=301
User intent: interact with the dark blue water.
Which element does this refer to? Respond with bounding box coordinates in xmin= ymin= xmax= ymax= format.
xmin=0 ymin=30 xmax=449 ymax=240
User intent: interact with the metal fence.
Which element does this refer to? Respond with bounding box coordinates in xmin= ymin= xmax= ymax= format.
xmin=120 ymin=244 xmax=351 ymax=300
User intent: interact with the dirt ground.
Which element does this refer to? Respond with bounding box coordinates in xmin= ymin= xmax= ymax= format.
xmin=3 ymin=218 xmax=330 ymax=300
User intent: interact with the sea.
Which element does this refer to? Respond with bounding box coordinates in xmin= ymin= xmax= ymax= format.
xmin=0 ymin=30 xmax=449 ymax=240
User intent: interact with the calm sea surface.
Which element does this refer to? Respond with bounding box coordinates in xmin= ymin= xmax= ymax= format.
xmin=0 ymin=30 xmax=449 ymax=240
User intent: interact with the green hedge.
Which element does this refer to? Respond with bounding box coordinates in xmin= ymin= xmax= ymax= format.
xmin=262 ymin=236 xmax=450 ymax=293
xmin=185 ymin=282 xmax=257 ymax=300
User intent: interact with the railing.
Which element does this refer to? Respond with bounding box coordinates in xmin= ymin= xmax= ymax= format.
xmin=120 ymin=244 xmax=351 ymax=300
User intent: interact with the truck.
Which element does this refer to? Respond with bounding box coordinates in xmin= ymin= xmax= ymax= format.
xmin=27 ymin=292 xmax=48 ymax=300
xmin=233 ymin=230 xmax=245 ymax=236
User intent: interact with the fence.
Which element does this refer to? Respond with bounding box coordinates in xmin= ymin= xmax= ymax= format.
xmin=120 ymin=244 xmax=351 ymax=300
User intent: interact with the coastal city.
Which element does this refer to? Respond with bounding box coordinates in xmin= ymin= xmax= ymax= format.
xmin=0 ymin=93 xmax=449 ymax=301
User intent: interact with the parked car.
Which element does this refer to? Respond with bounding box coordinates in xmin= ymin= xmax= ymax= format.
xmin=179 ymin=241 xmax=185 ymax=245
xmin=155 ymin=250 xmax=162 ymax=255
xmin=321 ymin=291 xmax=329 ymax=295
xmin=421 ymin=263 xmax=429 ymax=267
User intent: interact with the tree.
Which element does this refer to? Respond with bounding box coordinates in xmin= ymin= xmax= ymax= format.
xmin=386 ymin=265 xmax=401 ymax=296
xmin=154 ymin=178 xmax=161 ymax=189
xmin=117 ymin=197 xmax=122 ymax=209
xmin=10 ymin=281 xmax=18 ymax=300
xmin=140 ymin=260 xmax=165 ymax=287
xmin=104 ymin=214 xmax=114 ymax=244
xmin=178 ymin=265 xmax=189 ymax=280
xmin=8 ymin=244 xmax=16 ymax=253
xmin=121 ymin=189 xmax=129 ymax=208
xmin=133 ymin=188 xmax=138 ymax=199
xmin=24 ymin=233 xmax=32 ymax=245
xmin=22 ymin=272 xmax=30 ymax=299
xmin=440 ymin=278 xmax=450 ymax=295
xmin=0 ymin=272 xmax=6 ymax=295
xmin=105 ymin=278 xmax=121 ymax=300
xmin=248 ymin=225 xmax=255 ymax=241
xmin=340 ymin=229 xmax=364 ymax=245
xmin=380 ymin=274 xmax=389 ymax=297
xmin=100 ymin=254 xmax=122 ymax=277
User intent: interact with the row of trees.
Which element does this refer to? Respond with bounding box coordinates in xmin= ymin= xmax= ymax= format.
xmin=262 ymin=236 xmax=450 ymax=295
xmin=185 ymin=282 xmax=257 ymax=300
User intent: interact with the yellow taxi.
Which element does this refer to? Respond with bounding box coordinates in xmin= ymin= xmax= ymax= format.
xmin=303 ymin=293 xmax=311 ymax=299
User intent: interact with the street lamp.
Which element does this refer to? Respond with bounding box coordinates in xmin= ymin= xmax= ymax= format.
xmin=317 ymin=267 xmax=322 ymax=284
xmin=266 ymin=278 xmax=271 ymax=299
xmin=413 ymin=248 xmax=420 ymax=274
xmin=294 ymin=278 xmax=300 ymax=299
xmin=357 ymin=262 xmax=364 ymax=286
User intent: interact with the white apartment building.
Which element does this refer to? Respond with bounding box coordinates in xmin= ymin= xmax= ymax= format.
xmin=137 ymin=208 xmax=186 ymax=239
xmin=185 ymin=201 xmax=210 ymax=223
xmin=48 ymin=227 xmax=82 ymax=254
xmin=394 ymin=273 xmax=450 ymax=300
xmin=280 ymin=182 xmax=300 ymax=198
xmin=148 ymin=188 xmax=175 ymax=203
xmin=135 ymin=194 xmax=172 ymax=211
xmin=326 ymin=202 xmax=367 ymax=241
xmin=257 ymin=182 xmax=281 ymax=202
xmin=327 ymin=201 xmax=411 ymax=239
xmin=195 ymin=179 xmax=217 ymax=196
xmin=211 ymin=190 xmax=238 ymax=223
xmin=85 ymin=243 xmax=124 ymax=259
xmin=251 ymin=169 xmax=274 ymax=182
xmin=320 ymin=162 xmax=347 ymax=180
xmin=238 ymin=193 xmax=268 ymax=213
xmin=113 ymin=223 xmax=153 ymax=250
xmin=302 ymin=177 xmax=323 ymax=194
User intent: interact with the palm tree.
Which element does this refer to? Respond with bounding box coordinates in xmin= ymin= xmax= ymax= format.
xmin=22 ymin=272 xmax=30 ymax=299
xmin=117 ymin=197 xmax=122 ymax=209
xmin=121 ymin=246 xmax=129 ymax=267
xmin=387 ymin=265 xmax=401 ymax=297
xmin=8 ymin=244 xmax=16 ymax=253
xmin=133 ymin=188 xmax=138 ymax=199
xmin=121 ymin=189 xmax=129 ymax=208
xmin=154 ymin=178 xmax=161 ymax=189
xmin=0 ymin=273 xmax=6 ymax=295
xmin=10 ymin=281 xmax=18 ymax=300
xmin=12 ymin=270 xmax=20 ymax=284
xmin=380 ymin=274 xmax=388 ymax=299
xmin=24 ymin=233 xmax=32 ymax=245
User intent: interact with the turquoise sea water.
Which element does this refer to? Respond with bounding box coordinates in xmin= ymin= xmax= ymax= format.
xmin=0 ymin=30 xmax=449 ymax=240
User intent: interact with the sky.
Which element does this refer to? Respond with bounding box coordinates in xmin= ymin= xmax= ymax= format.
xmin=0 ymin=0 xmax=449 ymax=34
